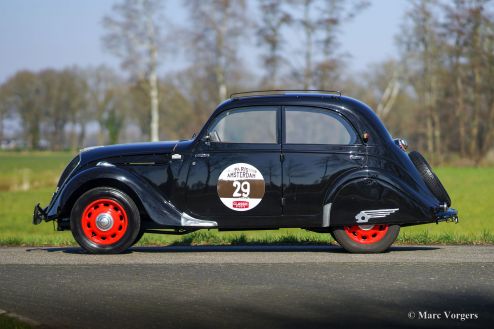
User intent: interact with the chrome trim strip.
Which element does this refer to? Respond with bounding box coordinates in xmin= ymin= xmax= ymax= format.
xmin=323 ymin=203 xmax=332 ymax=227
xmin=96 ymin=161 xmax=115 ymax=167
xmin=180 ymin=213 xmax=217 ymax=227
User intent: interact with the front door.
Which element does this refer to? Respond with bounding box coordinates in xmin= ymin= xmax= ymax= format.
xmin=185 ymin=106 xmax=282 ymax=227
xmin=281 ymin=106 xmax=364 ymax=226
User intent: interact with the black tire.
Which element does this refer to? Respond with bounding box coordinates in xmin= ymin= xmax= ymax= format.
xmin=131 ymin=229 xmax=146 ymax=246
xmin=331 ymin=224 xmax=400 ymax=253
xmin=409 ymin=151 xmax=451 ymax=207
xmin=70 ymin=187 xmax=140 ymax=254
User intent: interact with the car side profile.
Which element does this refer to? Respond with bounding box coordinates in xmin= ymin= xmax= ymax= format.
xmin=33 ymin=91 xmax=458 ymax=253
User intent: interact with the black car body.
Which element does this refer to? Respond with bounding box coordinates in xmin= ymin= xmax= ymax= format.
xmin=34 ymin=92 xmax=458 ymax=253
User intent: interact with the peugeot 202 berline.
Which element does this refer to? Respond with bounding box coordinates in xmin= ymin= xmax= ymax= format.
xmin=33 ymin=91 xmax=458 ymax=253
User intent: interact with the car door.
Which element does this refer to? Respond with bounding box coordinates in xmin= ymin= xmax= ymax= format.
xmin=185 ymin=106 xmax=282 ymax=227
xmin=282 ymin=106 xmax=364 ymax=226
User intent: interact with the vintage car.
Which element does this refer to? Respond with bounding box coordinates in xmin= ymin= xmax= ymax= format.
xmin=33 ymin=91 xmax=458 ymax=254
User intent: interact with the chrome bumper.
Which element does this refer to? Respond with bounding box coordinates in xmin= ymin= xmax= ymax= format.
xmin=435 ymin=207 xmax=459 ymax=224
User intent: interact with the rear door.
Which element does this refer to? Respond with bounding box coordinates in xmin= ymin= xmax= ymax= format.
xmin=281 ymin=106 xmax=364 ymax=226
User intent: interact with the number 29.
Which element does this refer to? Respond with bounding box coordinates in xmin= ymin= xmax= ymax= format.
xmin=232 ymin=181 xmax=250 ymax=197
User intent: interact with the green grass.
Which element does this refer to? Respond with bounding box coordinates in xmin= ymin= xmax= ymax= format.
xmin=0 ymin=151 xmax=493 ymax=246
xmin=0 ymin=151 xmax=74 ymax=192
xmin=0 ymin=314 xmax=34 ymax=329
xmin=399 ymin=167 xmax=494 ymax=241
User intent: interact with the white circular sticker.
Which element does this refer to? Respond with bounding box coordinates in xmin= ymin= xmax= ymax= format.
xmin=217 ymin=163 xmax=265 ymax=211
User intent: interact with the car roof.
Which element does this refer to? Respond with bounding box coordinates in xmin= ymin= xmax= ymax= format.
xmin=216 ymin=93 xmax=369 ymax=116
xmin=209 ymin=93 xmax=393 ymax=145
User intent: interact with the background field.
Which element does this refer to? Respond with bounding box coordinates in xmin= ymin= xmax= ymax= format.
xmin=0 ymin=151 xmax=493 ymax=246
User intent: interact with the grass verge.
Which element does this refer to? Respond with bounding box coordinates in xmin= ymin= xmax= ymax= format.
xmin=0 ymin=314 xmax=34 ymax=329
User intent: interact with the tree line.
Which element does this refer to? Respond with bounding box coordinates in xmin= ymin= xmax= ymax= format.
xmin=0 ymin=0 xmax=493 ymax=164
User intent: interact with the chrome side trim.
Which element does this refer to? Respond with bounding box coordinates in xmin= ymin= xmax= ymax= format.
xmin=180 ymin=213 xmax=217 ymax=227
xmin=355 ymin=208 xmax=399 ymax=223
xmin=323 ymin=203 xmax=332 ymax=227
xmin=80 ymin=145 xmax=103 ymax=153
xmin=96 ymin=161 xmax=115 ymax=167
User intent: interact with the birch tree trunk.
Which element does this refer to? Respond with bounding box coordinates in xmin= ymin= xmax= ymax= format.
xmin=455 ymin=73 xmax=466 ymax=157
xmin=147 ymin=10 xmax=160 ymax=142
xmin=149 ymin=62 xmax=159 ymax=142
xmin=303 ymin=0 xmax=313 ymax=89
xmin=103 ymin=0 xmax=165 ymax=142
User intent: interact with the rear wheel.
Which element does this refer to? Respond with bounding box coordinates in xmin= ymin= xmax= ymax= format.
xmin=70 ymin=187 xmax=140 ymax=254
xmin=331 ymin=224 xmax=400 ymax=253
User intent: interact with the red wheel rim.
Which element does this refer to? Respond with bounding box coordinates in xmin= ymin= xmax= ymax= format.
xmin=344 ymin=224 xmax=389 ymax=244
xmin=81 ymin=199 xmax=128 ymax=245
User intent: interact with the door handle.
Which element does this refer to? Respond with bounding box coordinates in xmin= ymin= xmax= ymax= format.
xmin=349 ymin=155 xmax=364 ymax=161
xmin=195 ymin=153 xmax=210 ymax=158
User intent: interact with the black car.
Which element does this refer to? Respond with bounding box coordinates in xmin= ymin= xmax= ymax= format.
xmin=33 ymin=91 xmax=458 ymax=254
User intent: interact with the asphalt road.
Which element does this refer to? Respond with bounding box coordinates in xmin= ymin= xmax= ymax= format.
xmin=0 ymin=245 xmax=493 ymax=329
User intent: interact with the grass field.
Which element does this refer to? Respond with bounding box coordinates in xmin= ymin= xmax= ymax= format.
xmin=0 ymin=314 xmax=33 ymax=329
xmin=0 ymin=151 xmax=493 ymax=246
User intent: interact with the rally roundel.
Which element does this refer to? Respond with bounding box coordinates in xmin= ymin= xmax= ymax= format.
xmin=217 ymin=163 xmax=265 ymax=211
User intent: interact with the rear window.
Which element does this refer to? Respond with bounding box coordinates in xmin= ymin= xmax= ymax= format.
xmin=285 ymin=107 xmax=357 ymax=144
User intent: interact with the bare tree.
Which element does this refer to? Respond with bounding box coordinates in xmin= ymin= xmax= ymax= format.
xmin=256 ymin=0 xmax=292 ymax=87
xmin=441 ymin=0 xmax=494 ymax=162
xmin=0 ymin=85 xmax=9 ymax=143
xmin=102 ymin=0 xmax=167 ymax=142
xmin=316 ymin=0 xmax=369 ymax=89
xmin=183 ymin=0 xmax=248 ymax=102
xmin=289 ymin=0 xmax=369 ymax=89
xmin=294 ymin=0 xmax=318 ymax=89
xmin=84 ymin=66 xmax=127 ymax=145
xmin=35 ymin=69 xmax=88 ymax=151
xmin=361 ymin=60 xmax=403 ymax=120
xmin=1 ymin=71 xmax=43 ymax=149
xmin=398 ymin=0 xmax=443 ymax=161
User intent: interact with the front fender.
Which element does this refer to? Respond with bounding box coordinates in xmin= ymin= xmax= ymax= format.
xmin=47 ymin=166 xmax=183 ymax=227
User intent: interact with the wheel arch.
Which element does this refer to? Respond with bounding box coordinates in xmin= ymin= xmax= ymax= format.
xmin=54 ymin=166 xmax=183 ymax=228
xmin=60 ymin=178 xmax=147 ymax=221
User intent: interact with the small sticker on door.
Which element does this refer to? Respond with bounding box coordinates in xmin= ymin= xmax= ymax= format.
xmin=217 ymin=163 xmax=265 ymax=211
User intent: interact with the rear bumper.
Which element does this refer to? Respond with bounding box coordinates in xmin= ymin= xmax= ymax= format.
xmin=434 ymin=207 xmax=459 ymax=223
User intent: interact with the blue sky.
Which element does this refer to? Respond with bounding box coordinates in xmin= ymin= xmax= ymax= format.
xmin=0 ymin=0 xmax=407 ymax=83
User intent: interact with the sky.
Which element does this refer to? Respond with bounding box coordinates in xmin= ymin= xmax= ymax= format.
xmin=0 ymin=0 xmax=408 ymax=84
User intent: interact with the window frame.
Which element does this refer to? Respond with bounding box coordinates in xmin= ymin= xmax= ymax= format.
xmin=282 ymin=106 xmax=360 ymax=148
xmin=206 ymin=106 xmax=281 ymax=146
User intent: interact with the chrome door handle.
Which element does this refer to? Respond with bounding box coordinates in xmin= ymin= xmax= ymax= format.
xmin=195 ymin=153 xmax=210 ymax=158
xmin=349 ymin=155 xmax=364 ymax=161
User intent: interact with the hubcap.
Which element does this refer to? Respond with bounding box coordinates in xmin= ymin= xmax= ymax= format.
xmin=95 ymin=213 xmax=114 ymax=231
xmin=344 ymin=224 xmax=389 ymax=244
xmin=81 ymin=199 xmax=128 ymax=245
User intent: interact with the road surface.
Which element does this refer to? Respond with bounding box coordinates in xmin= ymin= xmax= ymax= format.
xmin=0 ymin=245 xmax=493 ymax=329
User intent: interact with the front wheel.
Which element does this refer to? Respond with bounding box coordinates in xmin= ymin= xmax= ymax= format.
xmin=331 ymin=224 xmax=400 ymax=253
xmin=70 ymin=187 xmax=140 ymax=254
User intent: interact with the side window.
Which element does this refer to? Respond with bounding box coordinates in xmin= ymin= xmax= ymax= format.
xmin=208 ymin=107 xmax=277 ymax=144
xmin=285 ymin=107 xmax=357 ymax=145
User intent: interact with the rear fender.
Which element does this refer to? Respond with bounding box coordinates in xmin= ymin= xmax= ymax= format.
xmin=324 ymin=169 xmax=437 ymax=227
